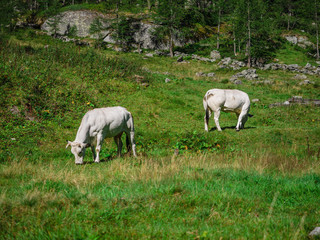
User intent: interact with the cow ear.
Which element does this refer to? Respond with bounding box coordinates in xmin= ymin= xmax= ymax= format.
xmin=66 ymin=140 xmax=72 ymax=149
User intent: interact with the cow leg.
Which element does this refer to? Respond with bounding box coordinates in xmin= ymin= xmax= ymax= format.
xmin=235 ymin=112 xmax=240 ymax=129
xmin=204 ymin=109 xmax=212 ymax=132
xmin=91 ymin=145 xmax=96 ymax=161
xmin=94 ymin=133 xmax=103 ymax=163
xmin=125 ymin=133 xmax=131 ymax=153
xmin=241 ymin=114 xmax=248 ymax=129
xmin=236 ymin=111 xmax=247 ymax=131
xmin=214 ymin=109 xmax=222 ymax=131
xmin=114 ymin=133 xmax=123 ymax=157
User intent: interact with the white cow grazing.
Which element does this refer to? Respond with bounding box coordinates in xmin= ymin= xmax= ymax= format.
xmin=66 ymin=106 xmax=136 ymax=164
xmin=203 ymin=89 xmax=252 ymax=132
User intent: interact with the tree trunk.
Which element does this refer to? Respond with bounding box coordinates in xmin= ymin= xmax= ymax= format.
xmin=247 ymin=2 xmax=251 ymax=67
xmin=287 ymin=2 xmax=292 ymax=31
xmin=233 ymin=32 xmax=237 ymax=56
xmin=147 ymin=0 xmax=151 ymax=10
xmin=217 ymin=7 xmax=221 ymax=49
xmin=315 ymin=0 xmax=319 ymax=59
xmin=169 ymin=28 xmax=174 ymax=57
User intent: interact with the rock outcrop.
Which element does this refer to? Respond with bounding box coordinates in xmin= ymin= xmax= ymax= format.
xmin=261 ymin=62 xmax=320 ymax=76
xmin=41 ymin=10 xmax=189 ymax=50
xmin=269 ymin=96 xmax=320 ymax=108
xmin=218 ymin=57 xmax=246 ymax=70
xmin=283 ymin=34 xmax=315 ymax=49
xmin=41 ymin=10 xmax=108 ymax=38
xmin=230 ymin=69 xmax=259 ymax=81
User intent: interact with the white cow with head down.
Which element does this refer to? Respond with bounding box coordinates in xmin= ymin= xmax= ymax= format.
xmin=66 ymin=106 xmax=136 ymax=164
xmin=203 ymin=89 xmax=253 ymax=132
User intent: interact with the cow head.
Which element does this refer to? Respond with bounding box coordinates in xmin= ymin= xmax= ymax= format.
xmin=66 ymin=141 xmax=90 ymax=164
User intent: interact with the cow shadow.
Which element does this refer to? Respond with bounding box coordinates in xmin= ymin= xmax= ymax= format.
xmin=80 ymin=158 xmax=113 ymax=165
xmin=81 ymin=151 xmax=135 ymax=164
xmin=209 ymin=126 xmax=256 ymax=132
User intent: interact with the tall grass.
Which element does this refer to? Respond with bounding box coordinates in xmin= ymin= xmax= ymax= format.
xmin=0 ymin=156 xmax=319 ymax=239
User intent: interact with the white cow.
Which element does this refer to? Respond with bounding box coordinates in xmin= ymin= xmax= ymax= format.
xmin=66 ymin=106 xmax=136 ymax=164
xmin=203 ymin=89 xmax=253 ymax=132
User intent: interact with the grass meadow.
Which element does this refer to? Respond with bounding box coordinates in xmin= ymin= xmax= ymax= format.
xmin=0 ymin=30 xmax=320 ymax=239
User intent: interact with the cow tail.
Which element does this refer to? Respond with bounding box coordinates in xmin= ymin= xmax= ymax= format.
xmin=203 ymin=93 xmax=210 ymax=123
xmin=126 ymin=112 xmax=135 ymax=151
xmin=128 ymin=112 xmax=135 ymax=132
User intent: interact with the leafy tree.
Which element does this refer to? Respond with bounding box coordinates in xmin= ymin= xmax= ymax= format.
xmin=313 ymin=0 xmax=320 ymax=59
xmin=299 ymin=0 xmax=320 ymax=59
xmin=233 ymin=0 xmax=277 ymax=66
xmin=47 ymin=14 xmax=62 ymax=37
xmin=152 ymin=0 xmax=186 ymax=57
xmin=66 ymin=24 xmax=77 ymax=37
xmin=89 ymin=17 xmax=111 ymax=48
xmin=111 ymin=16 xmax=138 ymax=51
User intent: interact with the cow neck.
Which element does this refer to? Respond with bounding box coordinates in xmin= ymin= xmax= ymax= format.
xmin=74 ymin=124 xmax=90 ymax=144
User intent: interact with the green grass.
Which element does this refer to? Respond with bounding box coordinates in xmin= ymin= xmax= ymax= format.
xmin=275 ymin=42 xmax=316 ymax=66
xmin=0 ymin=30 xmax=320 ymax=239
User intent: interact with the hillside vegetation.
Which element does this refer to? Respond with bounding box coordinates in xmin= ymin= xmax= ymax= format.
xmin=0 ymin=24 xmax=320 ymax=240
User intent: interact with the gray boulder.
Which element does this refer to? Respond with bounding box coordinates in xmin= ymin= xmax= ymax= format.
xmin=309 ymin=227 xmax=320 ymax=238
xmin=233 ymin=80 xmax=242 ymax=85
xmin=191 ymin=54 xmax=215 ymax=62
xmin=210 ymin=50 xmax=221 ymax=60
xmin=41 ymin=10 xmax=109 ymax=38
xmin=287 ymin=64 xmax=300 ymax=71
xmin=299 ymin=80 xmax=315 ymax=85
xmin=196 ymin=72 xmax=206 ymax=77
xmin=207 ymin=72 xmax=216 ymax=77
xmin=284 ymin=34 xmax=315 ymax=49
xmin=218 ymin=57 xmax=245 ymax=70
xmin=293 ymin=74 xmax=307 ymax=80
xmin=232 ymin=68 xmax=258 ymax=80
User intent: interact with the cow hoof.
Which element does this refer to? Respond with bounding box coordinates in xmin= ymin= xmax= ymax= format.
xmin=75 ymin=163 xmax=83 ymax=165
xmin=236 ymin=129 xmax=240 ymax=132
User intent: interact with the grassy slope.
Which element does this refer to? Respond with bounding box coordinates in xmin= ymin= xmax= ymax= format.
xmin=0 ymin=30 xmax=320 ymax=239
